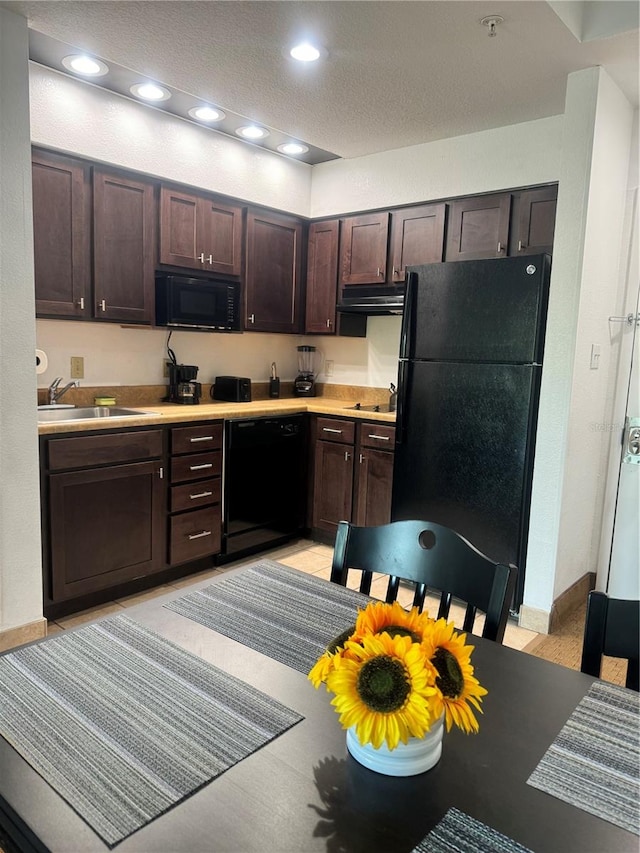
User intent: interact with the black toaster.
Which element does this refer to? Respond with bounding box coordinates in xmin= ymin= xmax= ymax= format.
xmin=211 ymin=376 xmax=252 ymax=402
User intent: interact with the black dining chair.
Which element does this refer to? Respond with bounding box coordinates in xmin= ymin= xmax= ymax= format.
xmin=580 ymin=591 xmax=640 ymax=691
xmin=329 ymin=519 xmax=517 ymax=643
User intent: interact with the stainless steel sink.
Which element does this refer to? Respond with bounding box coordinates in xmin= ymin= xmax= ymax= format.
xmin=37 ymin=406 xmax=156 ymax=423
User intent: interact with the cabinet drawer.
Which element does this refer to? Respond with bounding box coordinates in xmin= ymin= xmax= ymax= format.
xmin=48 ymin=430 xmax=163 ymax=471
xmin=316 ymin=417 xmax=355 ymax=444
xmin=171 ymin=450 xmax=221 ymax=483
xmin=359 ymin=423 xmax=396 ymax=450
xmin=170 ymin=506 xmax=221 ymax=564
xmin=171 ymin=478 xmax=221 ymax=513
xmin=172 ymin=423 xmax=223 ymax=454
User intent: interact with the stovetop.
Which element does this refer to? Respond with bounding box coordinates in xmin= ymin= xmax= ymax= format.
xmin=347 ymin=402 xmax=392 ymax=413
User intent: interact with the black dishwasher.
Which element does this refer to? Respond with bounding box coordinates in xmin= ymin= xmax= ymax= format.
xmin=223 ymin=415 xmax=308 ymax=558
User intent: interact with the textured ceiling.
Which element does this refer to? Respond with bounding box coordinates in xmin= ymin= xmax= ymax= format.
xmin=3 ymin=0 xmax=639 ymax=159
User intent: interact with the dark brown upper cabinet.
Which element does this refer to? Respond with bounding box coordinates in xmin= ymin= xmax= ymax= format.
xmin=159 ymin=186 xmax=243 ymax=276
xmin=388 ymin=203 xmax=446 ymax=281
xmin=93 ymin=169 xmax=156 ymax=324
xmin=510 ymin=186 xmax=557 ymax=256
xmin=32 ymin=149 xmax=91 ymax=319
xmin=445 ymin=193 xmax=511 ymax=261
xmin=339 ymin=211 xmax=390 ymax=286
xmin=305 ymin=219 xmax=339 ymax=334
xmin=245 ymin=208 xmax=304 ymax=333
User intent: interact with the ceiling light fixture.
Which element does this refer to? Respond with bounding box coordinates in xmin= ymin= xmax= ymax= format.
xmin=277 ymin=142 xmax=309 ymax=156
xmin=188 ymin=105 xmax=226 ymax=123
xmin=61 ymin=54 xmax=109 ymax=77
xmin=130 ymin=82 xmax=171 ymax=102
xmin=289 ymin=42 xmax=322 ymax=62
xmin=236 ymin=125 xmax=269 ymax=140
xmin=480 ymin=15 xmax=504 ymax=37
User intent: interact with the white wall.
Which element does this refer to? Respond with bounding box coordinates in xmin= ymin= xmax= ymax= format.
xmin=0 ymin=10 xmax=45 ymax=634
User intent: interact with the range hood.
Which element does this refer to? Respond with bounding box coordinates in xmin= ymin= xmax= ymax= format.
xmin=337 ymin=285 xmax=405 ymax=316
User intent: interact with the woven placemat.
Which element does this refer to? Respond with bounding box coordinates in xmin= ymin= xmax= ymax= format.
xmin=164 ymin=560 xmax=370 ymax=673
xmin=413 ymin=808 xmax=533 ymax=852
xmin=527 ymin=680 xmax=640 ymax=835
xmin=0 ymin=615 xmax=303 ymax=847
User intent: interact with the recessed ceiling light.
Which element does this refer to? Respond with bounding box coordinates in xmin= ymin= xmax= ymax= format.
xmin=277 ymin=142 xmax=309 ymax=156
xmin=289 ymin=42 xmax=323 ymax=62
xmin=188 ymin=105 xmax=226 ymax=123
xmin=130 ymin=82 xmax=171 ymax=102
xmin=236 ymin=125 xmax=270 ymax=140
xmin=62 ymin=54 xmax=109 ymax=77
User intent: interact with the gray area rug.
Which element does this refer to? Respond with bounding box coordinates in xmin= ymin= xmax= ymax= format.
xmin=164 ymin=560 xmax=370 ymax=674
xmin=527 ymin=680 xmax=640 ymax=835
xmin=0 ymin=615 xmax=303 ymax=847
xmin=413 ymin=808 xmax=533 ymax=853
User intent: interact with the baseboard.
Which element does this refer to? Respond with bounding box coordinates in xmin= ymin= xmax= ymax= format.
xmin=518 ymin=605 xmax=552 ymax=634
xmin=0 ymin=617 xmax=47 ymax=652
xmin=549 ymin=572 xmax=596 ymax=633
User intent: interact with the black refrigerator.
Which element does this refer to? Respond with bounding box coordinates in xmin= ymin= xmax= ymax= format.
xmin=391 ymin=254 xmax=551 ymax=610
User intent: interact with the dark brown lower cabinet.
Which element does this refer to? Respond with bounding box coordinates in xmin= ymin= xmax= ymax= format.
xmin=44 ymin=429 xmax=166 ymax=603
xmin=311 ymin=417 xmax=395 ymax=539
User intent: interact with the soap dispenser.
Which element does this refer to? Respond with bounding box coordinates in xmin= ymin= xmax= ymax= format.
xmin=389 ymin=383 xmax=397 ymax=412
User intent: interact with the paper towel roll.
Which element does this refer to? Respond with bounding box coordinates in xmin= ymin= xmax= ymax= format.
xmin=35 ymin=349 xmax=48 ymax=375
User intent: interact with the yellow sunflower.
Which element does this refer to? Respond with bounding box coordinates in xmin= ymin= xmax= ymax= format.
xmin=308 ymin=625 xmax=356 ymax=688
xmin=325 ymin=632 xmax=439 ymax=750
xmin=353 ymin=600 xmax=435 ymax=645
xmin=421 ymin=618 xmax=488 ymax=734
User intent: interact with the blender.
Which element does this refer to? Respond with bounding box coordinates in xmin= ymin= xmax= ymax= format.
xmin=294 ymin=346 xmax=320 ymax=397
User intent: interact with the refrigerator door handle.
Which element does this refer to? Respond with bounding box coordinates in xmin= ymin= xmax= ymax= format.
xmin=395 ymin=359 xmax=409 ymax=445
xmin=399 ymin=271 xmax=416 ymax=360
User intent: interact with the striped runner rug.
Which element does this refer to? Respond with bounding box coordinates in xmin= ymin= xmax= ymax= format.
xmin=0 ymin=615 xmax=303 ymax=847
xmin=413 ymin=808 xmax=533 ymax=852
xmin=527 ymin=680 xmax=640 ymax=835
xmin=164 ymin=560 xmax=371 ymax=674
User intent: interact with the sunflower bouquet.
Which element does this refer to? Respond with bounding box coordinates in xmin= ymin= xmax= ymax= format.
xmin=308 ymin=600 xmax=487 ymax=751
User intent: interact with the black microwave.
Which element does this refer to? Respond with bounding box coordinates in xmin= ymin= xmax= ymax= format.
xmin=155 ymin=274 xmax=241 ymax=332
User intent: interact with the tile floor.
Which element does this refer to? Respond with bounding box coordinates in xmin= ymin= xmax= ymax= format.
xmin=46 ymin=537 xmax=539 ymax=652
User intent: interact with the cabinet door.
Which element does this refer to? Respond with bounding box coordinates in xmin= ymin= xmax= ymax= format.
xmin=353 ymin=448 xmax=394 ymax=527
xmin=32 ymin=150 xmax=90 ymax=319
xmin=49 ymin=460 xmax=165 ymax=601
xmin=510 ymin=186 xmax=557 ymax=256
xmin=198 ymin=197 xmax=243 ymax=276
xmin=159 ymin=186 xmax=200 ymax=269
xmin=93 ymin=169 xmax=155 ymax=324
xmin=445 ymin=194 xmax=511 ymax=261
xmin=339 ymin=212 xmax=389 ymax=286
xmin=245 ymin=209 xmax=303 ymax=333
xmin=305 ymin=219 xmax=339 ymax=334
xmin=312 ymin=440 xmax=354 ymax=534
xmin=388 ymin=203 xmax=446 ymax=282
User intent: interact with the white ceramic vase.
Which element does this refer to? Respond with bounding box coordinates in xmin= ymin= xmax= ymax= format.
xmin=346 ymin=713 xmax=444 ymax=777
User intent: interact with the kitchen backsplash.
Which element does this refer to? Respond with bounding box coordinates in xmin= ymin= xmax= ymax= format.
xmin=36 ymin=315 xmax=403 ymax=391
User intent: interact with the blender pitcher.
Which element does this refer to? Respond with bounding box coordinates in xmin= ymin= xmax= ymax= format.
xmin=294 ymin=346 xmax=320 ymax=397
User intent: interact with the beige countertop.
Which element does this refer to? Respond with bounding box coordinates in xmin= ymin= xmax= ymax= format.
xmin=37 ymin=397 xmax=396 ymax=435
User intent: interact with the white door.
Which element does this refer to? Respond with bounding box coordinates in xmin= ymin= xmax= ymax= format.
xmin=607 ymin=301 xmax=640 ymax=598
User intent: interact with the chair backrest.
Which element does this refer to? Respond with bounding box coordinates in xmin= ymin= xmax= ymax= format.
xmin=330 ymin=519 xmax=517 ymax=643
xmin=580 ymin=591 xmax=640 ymax=691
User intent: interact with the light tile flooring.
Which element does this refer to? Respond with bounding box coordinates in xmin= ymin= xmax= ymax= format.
xmin=46 ymin=538 xmax=539 ymax=652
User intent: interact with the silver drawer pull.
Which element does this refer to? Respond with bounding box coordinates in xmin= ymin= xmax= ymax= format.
xmin=189 ymin=435 xmax=214 ymax=443
xmin=190 ymin=463 xmax=213 ymax=471
xmin=190 ymin=490 xmax=213 ymax=500
xmin=188 ymin=530 xmax=212 ymax=540
xmin=323 ymin=427 xmax=343 ymax=434
xmin=368 ymin=433 xmax=390 ymax=441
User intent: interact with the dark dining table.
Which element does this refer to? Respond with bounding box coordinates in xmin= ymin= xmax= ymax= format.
xmin=0 ymin=560 xmax=637 ymax=853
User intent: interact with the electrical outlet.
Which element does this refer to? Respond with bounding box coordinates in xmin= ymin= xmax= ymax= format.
xmin=325 ymin=359 xmax=334 ymax=376
xmin=164 ymin=360 xmax=172 ymax=378
xmin=70 ymin=356 xmax=84 ymax=379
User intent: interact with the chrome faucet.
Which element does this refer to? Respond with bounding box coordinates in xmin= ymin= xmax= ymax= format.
xmin=48 ymin=377 xmax=78 ymax=405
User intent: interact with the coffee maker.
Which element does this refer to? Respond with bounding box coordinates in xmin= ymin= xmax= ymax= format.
xmin=167 ymin=364 xmax=201 ymax=405
xmin=294 ymin=346 xmax=319 ymax=397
